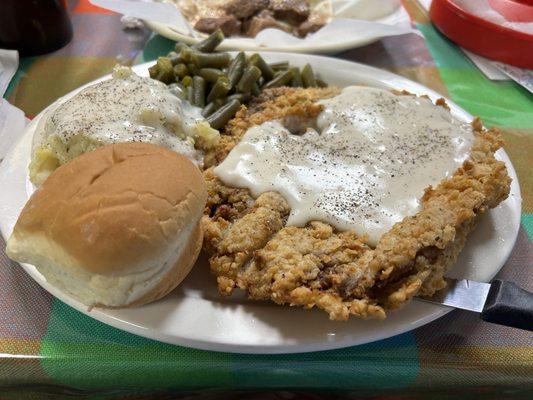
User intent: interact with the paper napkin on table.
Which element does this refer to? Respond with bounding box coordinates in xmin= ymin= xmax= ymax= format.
xmin=461 ymin=49 xmax=508 ymax=80
xmin=0 ymin=49 xmax=18 ymax=97
xmin=492 ymin=62 xmax=533 ymax=94
xmin=0 ymin=49 xmax=28 ymax=161
xmin=0 ymin=99 xmax=27 ymax=161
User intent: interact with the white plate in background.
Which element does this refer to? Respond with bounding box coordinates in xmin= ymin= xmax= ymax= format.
xmin=144 ymin=1 xmax=408 ymax=53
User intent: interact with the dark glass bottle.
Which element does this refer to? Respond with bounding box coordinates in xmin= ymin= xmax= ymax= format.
xmin=0 ymin=0 xmax=73 ymax=56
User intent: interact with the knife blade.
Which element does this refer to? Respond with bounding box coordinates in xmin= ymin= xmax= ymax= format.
xmin=418 ymin=278 xmax=533 ymax=331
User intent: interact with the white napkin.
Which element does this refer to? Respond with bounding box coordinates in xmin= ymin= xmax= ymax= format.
xmin=0 ymin=49 xmax=19 ymax=97
xmin=0 ymin=49 xmax=28 ymax=161
xmin=461 ymin=49 xmax=508 ymax=81
xmin=91 ymin=0 xmax=414 ymax=45
xmin=0 ymin=100 xmax=28 ymax=161
xmin=492 ymin=62 xmax=533 ymax=94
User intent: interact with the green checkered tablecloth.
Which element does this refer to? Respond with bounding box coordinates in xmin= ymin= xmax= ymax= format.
xmin=1 ymin=1 xmax=531 ymax=398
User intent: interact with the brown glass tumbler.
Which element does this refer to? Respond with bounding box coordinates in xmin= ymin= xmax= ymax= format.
xmin=0 ymin=0 xmax=73 ymax=56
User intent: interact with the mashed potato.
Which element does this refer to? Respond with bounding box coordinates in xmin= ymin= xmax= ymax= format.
xmin=30 ymin=66 xmax=219 ymax=185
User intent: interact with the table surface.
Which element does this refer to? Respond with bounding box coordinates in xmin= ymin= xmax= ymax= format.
xmin=0 ymin=1 xmax=532 ymax=399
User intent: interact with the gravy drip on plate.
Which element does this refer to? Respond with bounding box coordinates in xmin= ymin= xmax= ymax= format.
xmin=214 ymin=86 xmax=474 ymax=246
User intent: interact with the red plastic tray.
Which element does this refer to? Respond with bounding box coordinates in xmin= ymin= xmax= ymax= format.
xmin=429 ymin=0 xmax=533 ymax=68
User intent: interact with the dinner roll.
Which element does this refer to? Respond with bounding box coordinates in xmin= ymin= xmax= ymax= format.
xmin=6 ymin=142 xmax=207 ymax=308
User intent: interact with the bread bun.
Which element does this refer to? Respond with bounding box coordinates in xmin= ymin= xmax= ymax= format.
xmin=6 ymin=142 xmax=207 ymax=308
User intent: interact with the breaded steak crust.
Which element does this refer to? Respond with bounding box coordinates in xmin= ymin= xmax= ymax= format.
xmin=202 ymin=87 xmax=511 ymax=320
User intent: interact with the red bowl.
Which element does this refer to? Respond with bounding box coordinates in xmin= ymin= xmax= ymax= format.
xmin=429 ymin=0 xmax=533 ymax=68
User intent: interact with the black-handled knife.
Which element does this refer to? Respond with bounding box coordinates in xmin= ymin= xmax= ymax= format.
xmin=418 ymin=278 xmax=533 ymax=331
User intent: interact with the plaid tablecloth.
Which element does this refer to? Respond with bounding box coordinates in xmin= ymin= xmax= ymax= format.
xmin=0 ymin=1 xmax=531 ymax=398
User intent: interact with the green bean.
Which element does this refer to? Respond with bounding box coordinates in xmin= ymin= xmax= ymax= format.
xmin=174 ymin=42 xmax=189 ymax=53
xmin=198 ymin=68 xmax=224 ymax=83
xmin=187 ymin=63 xmax=199 ymax=75
xmin=301 ymin=64 xmax=317 ymax=88
xmin=201 ymin=102 xmax=219 ymax=117
xmin=263 ymin=69 xmax=294 ymax=89
xmin=149 ymin=57 xmax=175 ymax=84
xmin=180 ymin=46 xmax=195 ymax=63
xmin=207 ymin=76 xmax=231 ymax=103
xmin=173 ymin=63 xmax=189 ymax=79
xmin=236 ymin=66 xmax=261 ymax=93
xmin=186 ymin=85 xmax=194 ymax=103
xmin=182 ymin=75 xmax=193 ymax=87
xmin=167 ymin=51 xmax=182 ymax=66
xmin=290 ymin=67 xmax=303 ymax=87
xmin=192 ymin=29 xmax=224 ymax=52
xmin=316 ymin=78 xmax=328 ymax=88
xmin=268 ymin=61 xmax=289 ymax=70
xmin=202 ymin=98 xmax=226 ymax=117
xmin=249 ymin=53 xmax=274 ymax=80
xmin=226 ymin=93 xmax=251 ymax=103
xmin=148 ymin=64 xmax=158 ymax=80
xmin=192 ymin=52 xmax=231 ymax=68
xmin=251 ymin=82 xmax=260 ymax=96
xmin=192 ymin=76 xmax=206 ymax=107
xmin=212 ymin=98 xmax=226 ymax=108
xmin=207 ymin=99 xmax=241 ymax=130
xmin=168 ymin=82 xmax=186 ymax=99
xmin=227 ymin=52 xmax=245 ymax=88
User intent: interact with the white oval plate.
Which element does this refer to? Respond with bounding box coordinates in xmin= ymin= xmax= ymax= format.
xmin=0 ymin=54 xmax=522 ymax=354
xmin=144 ymin=5 xmax=406 ymax=54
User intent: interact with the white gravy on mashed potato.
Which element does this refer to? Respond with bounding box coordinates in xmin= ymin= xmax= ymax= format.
xmin=214 ymin=86 xmax=474 ymax=246
xmin=30 ymin=66 xmax=217 ymax=184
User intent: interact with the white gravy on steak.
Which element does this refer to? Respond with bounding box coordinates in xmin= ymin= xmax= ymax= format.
xmin=214 ymin=86 xmax=474 ymax=246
